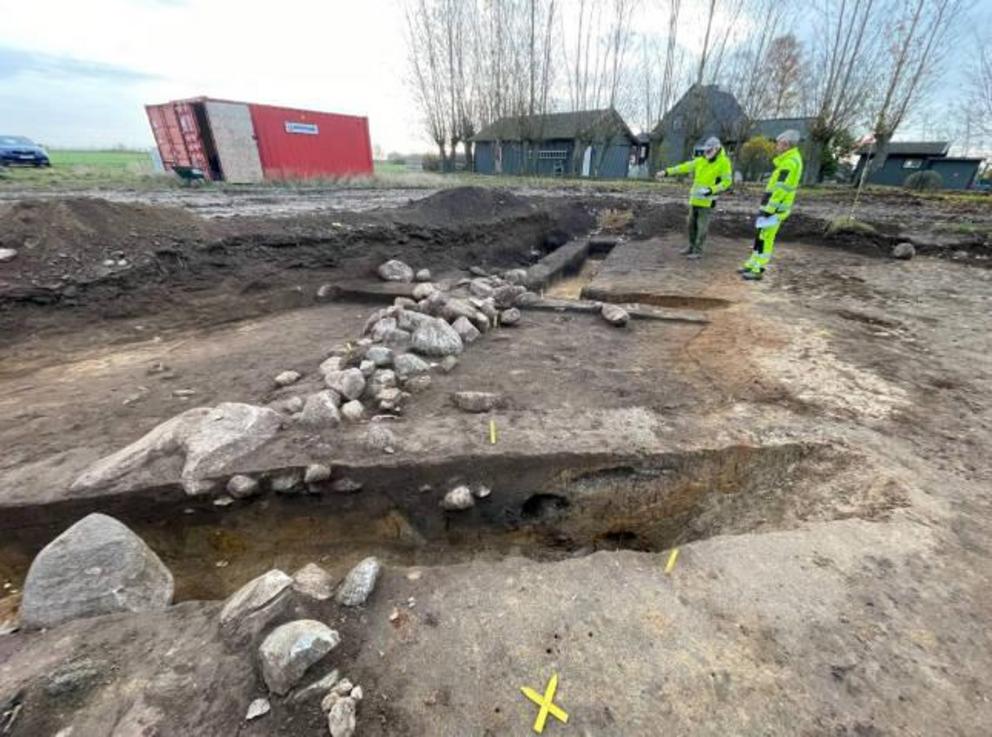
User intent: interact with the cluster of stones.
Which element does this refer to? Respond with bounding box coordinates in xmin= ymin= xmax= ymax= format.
xmin=16 ymin=512 xmax=383 ymax=736
xmin=224 ymin=557 xmax=381 ymax=737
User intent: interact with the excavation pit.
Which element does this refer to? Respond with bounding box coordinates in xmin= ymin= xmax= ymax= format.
xmin=0 ymin=441 xmax=898 ymax=603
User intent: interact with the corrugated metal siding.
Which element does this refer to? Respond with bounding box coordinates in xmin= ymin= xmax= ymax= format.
xmin=591 ymin=143 xmax=632 ymax=178
xmin=145 ymin=102 xmax=212 ymax=176
xmin=248 ymin=104 xmax=373 ymax=179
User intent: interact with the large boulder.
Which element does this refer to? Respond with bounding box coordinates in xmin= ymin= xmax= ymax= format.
xmin=259 ymin=620 xmax=341 ymax=695
xmin=377 ymin=259 xmax=415 ymax=282
xmin=71 ymin=403 xmax=283 ymax=496
xmin=335 ymin=557 xmax=381 ymax=607
xmin=394 ymin=353 xmax=430 ymax=380
xmin=452 ymin=391 xmax=504 ymax=413
xmin=411 ymin=318 xmax=464 ymax=357
xmin=20 ymin=513 xmax=174 ymax=629
xmin=219 ymin=569 xmax=294 ymax=647
xmin=452 ymin=316 xmax=481 ymax=344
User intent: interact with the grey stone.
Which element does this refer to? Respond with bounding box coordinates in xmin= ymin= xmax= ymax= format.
xmin=363 ymin=306 xmax=400 ymax=335
xmin=376 ymin=387 xmax=405 ymax=412
xmin=0 ymin=248 xmax=18 ymax=263
xmin=325 ymin=368 xmax=365 ymax=401
xmin=473 ymin=484 xmax=492 ymax=499
xmin=271 ymin=471 xmax=303 ymax=494
xmin=377 ymin=259 xmax=414 ymax=282
xmin=415 ymin=268 xmax=432 ymax=282
xmin=359 ymin=360 xmax=375 ymax=377
xmin=452 ymin=316 xmax=481 ymax=344
xmin=332 ymin=678 xmax=355 ymax=697
xmin=397 ymin=308 xmax=436 ymax=332
xmin=452 ymin=391 xmax=503 ymax=413
xmin=517 ymin=290 xmax=540 ymax=305
xmin=71 ymin=403 xmax=283 ymax=496
xmin=892 ymin=242 xmax=916 ymax=260
xmin=369 ymin=369 xmax=398 ymax=397
xmin=441 ymin=485 xmax=475 ymax=511
xmin=493 ymin=284 xmax=526 ymax=308
xmin=469 ymin=265 xmax=489 ymax=277
xmin=331 ymin=478 xmax=364 ymax=494
xmin=320 ymin=356 xmax=345 ymax=375
xmin=316 ymin=283 xmax=335 ymax=300
xmin=412 ymin=282 xmax=438 ymax=300
xmin=271 ymin=395 xmax=304 ymax=415
xmin=381 ymin=327 xmax=412 ymax=351
xmin=504 ymin=268 xmax=528 ymax=284
xmin=601 ymin=303 xmax=630 ymax=326
xmin=299 ymin=391 xmax=342 ymax=428
xmin=366 ymin=346 xmax=393 ymax=367
xmin=469 ymin=279 xmax=494 ymax=298
xmin=394 ymin=296 xmax=418 ymax=310
xmin=411 ymin=318 xmax=464 ymax=357
xmin=369 ymin=316 xmax=398 ymax=342
xmin=341 ymin=400 xmax=365 ymax=423
xmin=44 ymin=659 xmax=103 ymax=696
xmin=219 ymin=569 xmax=294 ymax=646
xmin=476 ymin=298 xmax=499 ymax=322
xmin=419 ymin=290 xmax=447 ymax=316
xmin=289 ymin=668 xmax=340 ymax=703
xmin=274 ymin=370 xmax=301 ymax=387
xmin=394 ymin=353 xmax=430 ymax=380
xmin=365 ymin=424 xmax=398 ymax=452
xmin=327 ymin=696 xmax=358 ymax=737
xmin=292 ymin=563 xmax=335 ymax=601
xmin=336 ymin=557 xmax=381 ymax=606
xmin=227 ymin=474 xmax=259 ymax=499
xmin=405 ymin=374 xmax=432 ymax=393
xmin=350 ymin=685 xmax=364 ymax=701
xmin=304 ymin=463 xmax=331 ymax=484
xmin=500 ymin=308 xmax=521 ymax=326
xmin=20 ymin=513 xmax=174 ymax=630
xmin=439 ymin=356 xmax=459 ymax=374
xmin=259 ymin=620 xmax=341 ymax=695
xmin=439 ymin=297 xmax=483 ymax=325
xmin=246 ymin=698 xmax=270 ymax=721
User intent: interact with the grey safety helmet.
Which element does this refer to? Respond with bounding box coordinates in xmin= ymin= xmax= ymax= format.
xmin=777 ymin=129 xmax=800 ymax=147
xmin=703 ymin=137 xmax=721 ymax=158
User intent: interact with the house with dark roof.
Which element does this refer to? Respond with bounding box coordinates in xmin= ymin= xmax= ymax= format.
xmin=649 ymin=84 xmax=747 ymax=169
xmin=853 ymin=141 xmax=982 ymax=189
xmin=472 ymin=108 xmax=636 ymax=179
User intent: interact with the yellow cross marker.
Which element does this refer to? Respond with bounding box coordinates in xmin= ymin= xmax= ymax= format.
xmin=664 ymin=547 xmax=680 ymax=574
xmin=521 ymin=672 xmax=569 ymax=734
xmin=489 ymin=419 xmax=498 ymax=445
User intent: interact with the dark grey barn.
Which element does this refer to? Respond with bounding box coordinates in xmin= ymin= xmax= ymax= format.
xmin=650 ymin=84 xmax=747 ymax=170
xmin=472 ymin=108 xmax=635 ymax=179
xmin=853 ymin=141 xmax=982 ymax=190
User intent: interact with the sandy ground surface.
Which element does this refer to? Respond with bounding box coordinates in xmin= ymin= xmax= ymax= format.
xmin=1 ymin=190 xmax=991 ymax=736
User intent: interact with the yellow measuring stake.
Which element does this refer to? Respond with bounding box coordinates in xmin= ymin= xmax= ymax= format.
xmin=664 ymin=547 xmax=680 ymax=574
xmin=521 ymin=672 xmax=569 ymax=734
xmin=489 ymin=419 xmax=497 ymax=445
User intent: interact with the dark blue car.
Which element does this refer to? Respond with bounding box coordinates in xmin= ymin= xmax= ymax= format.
xmin=0 ymin=135 xmax=50 ymax=167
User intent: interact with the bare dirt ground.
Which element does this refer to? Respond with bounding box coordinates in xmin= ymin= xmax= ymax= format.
xmin=1 ymin=185 xmax=991 ymax=736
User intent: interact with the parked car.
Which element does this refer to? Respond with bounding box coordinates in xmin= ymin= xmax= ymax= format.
xmin=0 ymin=135 xmax=51 ymax=167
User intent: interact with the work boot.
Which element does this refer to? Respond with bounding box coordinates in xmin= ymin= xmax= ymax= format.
xmin=679 ymin=246 xmax=694 ymax=255
xmin=741 ymin=270 xmax=764 ymax=281
xmin=686 ymin=252 xmax=703 ymax=260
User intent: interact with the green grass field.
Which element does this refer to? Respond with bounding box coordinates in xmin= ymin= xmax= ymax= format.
xmin=0 ymin=149 xmax=164 ymax=188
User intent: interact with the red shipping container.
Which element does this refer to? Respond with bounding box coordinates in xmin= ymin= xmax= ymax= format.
xmin=145 ymin=97 xmax=373 ymax=182
xmin=249 ymin=103 xmax=373 ymax=180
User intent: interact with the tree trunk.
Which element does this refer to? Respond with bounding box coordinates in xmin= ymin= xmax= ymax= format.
xmin=806 ymin=133 xmax=829 ymax=185
xmin=463 ymin=140 xmax=474 ymax=172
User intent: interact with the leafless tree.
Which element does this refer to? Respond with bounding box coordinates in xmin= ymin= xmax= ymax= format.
xmin=764 ymin=34 xmax=804 ymax=118
xmin=867 ymin=0 xmax=968 ymax=173
xmin=974 ymin=41 xmax=992 ymax=138
xmin=405 ymin=0 xmax=451 ymax=165
xmin=803 ymin=0 xmax=885 ymax=183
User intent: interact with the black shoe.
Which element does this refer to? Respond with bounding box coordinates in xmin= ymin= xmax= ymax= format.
xmin=741 ymin=270 xmax=764 ymax=281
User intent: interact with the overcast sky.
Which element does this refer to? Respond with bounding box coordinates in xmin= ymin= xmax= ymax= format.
xmin=0 ymin=0 xmax=987 ymax=153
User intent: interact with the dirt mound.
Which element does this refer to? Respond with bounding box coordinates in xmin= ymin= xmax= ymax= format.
xmin=0 ymin=198 xmax=209 ymax=287
xmin=395 ymin=186 xmax=534 ymax=225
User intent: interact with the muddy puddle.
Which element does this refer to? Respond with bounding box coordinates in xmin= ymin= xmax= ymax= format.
xmin=0 ymin=441 xmax=878 ymax=605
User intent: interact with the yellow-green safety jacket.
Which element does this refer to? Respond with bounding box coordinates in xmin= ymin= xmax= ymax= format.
xmin=760 ymin=146 xmax=803 ymax=218
xmin=665 ymin=148 xmax=733 ymax=208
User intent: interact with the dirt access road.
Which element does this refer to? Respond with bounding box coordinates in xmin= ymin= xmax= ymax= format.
xmin=0 ymin=187 xmax=991 ymax=736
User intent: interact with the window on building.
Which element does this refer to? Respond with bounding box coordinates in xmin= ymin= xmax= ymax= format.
xmin=902 ymin=159 xmax=923 ymax=169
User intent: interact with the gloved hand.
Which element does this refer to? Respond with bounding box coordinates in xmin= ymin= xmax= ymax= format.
xmin=655 ymin=170 xmax=668 ymax=180
xmin=755 ymin=214 xmax=779 ymax=229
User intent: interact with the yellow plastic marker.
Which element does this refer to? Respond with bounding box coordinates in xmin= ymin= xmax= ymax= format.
xmin=489 ymin=419 xmax=498 ymax=445
xmin=664 ymin=547 xmax=680 ymax=574
xmin=521 ymin=672 xmax=569 ymax=734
